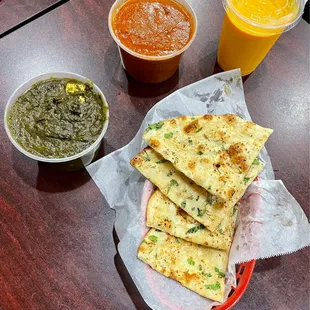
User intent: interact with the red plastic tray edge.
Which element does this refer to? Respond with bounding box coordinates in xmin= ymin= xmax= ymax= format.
xmin=214 ymin=259 xmax=256 ymax=310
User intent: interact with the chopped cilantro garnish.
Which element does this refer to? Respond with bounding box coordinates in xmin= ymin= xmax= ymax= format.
xmin=214 ymin=267 xmax=226 ymax=278
xmin=167 ymin=179 xmax=179 ymax=194
xmin=170 ymin=179 xmax=178 ymax=186
xmin=188 ymin=139 xmax=193 ymax=144
xmin=188 ymin=195 xmax=194 ymax=200
xmin=233 ymin=206 xmax=238 ymax=216
xmin=156 ymin=159 xmax=168 ymax=164
xmin=206 ymin=196 xmax=216 ymax=204
xmin=164 ymin=132 xmax=173 ymax=139
xmin=198 ymin=265 xmax=212 ymax=278
xmin=175 ymin=237 xmax=180 ymax=244
xmin=244 ymin=177 xmax=251 ymax=184
xmin=205 ymin=281 xmax=221 ymax=290
xmin=186 ymin=224 xmax=205 ymax=234
xmin=155 ymin=229 xmax=161 ymax=232
xmin=187 ymin=258 xmax=195 ymax=266
xmin=140 ymin=153 xmax=150 ymax=162
xmin=145 ymin=122 xmax=164 ymax=132
xmin=148 ymin=235 xmax=158 ymax=243
xmin=197 ymin=151 xmax=203 ymax=155
xmin=217 ymin=221 xmax=224 ymax=234
xmin=167 ymin=171 xmax=173 ymax=177
xmin=196 ymin=127 xmax=202 ymax=133
xmin=196 ymin=196 xmax=200 ymax=201
xmin=197 ymin=208 xmax=205 ymax=217
xmin=191 ymin=117 xmax=195 ymax=120
xmin=202 ymin=272 xmax=212 ymax=278
xmin=253 ymin=158 xmax=260 ymax=165
xmin=207 ymin=186 xmax=212 ymax=191
xmin=181 ymin=201 xmax=187 ymax=208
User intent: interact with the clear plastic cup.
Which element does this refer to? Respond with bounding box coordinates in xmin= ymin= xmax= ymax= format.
xmin=108 ymin=0 xmax=198 ymax=83
xmin=217 ymin=0 xmax=305 ymax=76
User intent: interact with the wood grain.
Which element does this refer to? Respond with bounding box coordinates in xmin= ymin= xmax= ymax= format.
xmin=0 ymin=0 xmax=309 ymax=309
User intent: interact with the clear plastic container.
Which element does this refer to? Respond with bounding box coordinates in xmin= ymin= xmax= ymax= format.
xmin=108 ymin=0 xmax=198 ymax=83
xmin=217 ymin=0 xmax=305 ymax=75
xmin=4 ymin=72 xmax=109 ymax=171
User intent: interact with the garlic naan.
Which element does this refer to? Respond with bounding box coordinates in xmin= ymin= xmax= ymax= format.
xmin=147 ymin=190 xmax=236 ymax=251
xmin=143 ymin=114 xmax=272 ymax=201
xmin=131 ymin=147 xmax=264 ymax=231
xmin=137 ymin=229 xmax=228 ymax=302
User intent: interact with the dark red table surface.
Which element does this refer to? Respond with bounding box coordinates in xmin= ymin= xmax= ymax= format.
xmin=0 ymin=0 xmax=309 ymax=309
xmin=0 ymin=0 xmax=64 ymax=36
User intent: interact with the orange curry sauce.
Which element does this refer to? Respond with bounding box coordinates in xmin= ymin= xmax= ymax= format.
xmin=112 ymin=0 xmax=194 ymax=57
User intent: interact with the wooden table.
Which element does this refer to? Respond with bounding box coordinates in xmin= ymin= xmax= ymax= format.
xmin=0 ymin=0 xmax=309 ymax=309
xmin=0 ymin=0 xmax=66 ymax=37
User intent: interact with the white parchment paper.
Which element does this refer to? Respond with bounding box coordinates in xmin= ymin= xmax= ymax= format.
xmin=87 ymin=69 xmax=310 ymax=310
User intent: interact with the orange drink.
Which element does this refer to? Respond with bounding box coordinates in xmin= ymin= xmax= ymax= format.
xmin=217 ymin=0 xmax=304 ymax=76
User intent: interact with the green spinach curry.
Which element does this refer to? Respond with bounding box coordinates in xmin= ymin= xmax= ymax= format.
xmin=7 ymin=78 xmax=107 ymax=158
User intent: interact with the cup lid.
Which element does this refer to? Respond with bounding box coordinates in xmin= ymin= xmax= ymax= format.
xmin=225 ymin=0 xmax=305 ymax=31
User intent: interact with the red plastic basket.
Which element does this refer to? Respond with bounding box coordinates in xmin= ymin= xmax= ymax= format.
xmin=214 ymin=260 xmax=256 ymax=309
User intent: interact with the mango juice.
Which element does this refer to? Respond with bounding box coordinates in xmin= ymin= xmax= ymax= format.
xmin=217 ymin=0 xmax=300 ymax=76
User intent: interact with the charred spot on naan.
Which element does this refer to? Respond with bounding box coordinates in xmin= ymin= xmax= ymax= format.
xmin=130 ymin=147 xmax=154 ymax=167
xmin=188 ymin=160 xmax=196 ymax=170
xmin=197 ymin=145 xmax=205 ymax=153
xmin=213 ymin=163 xmax=222 ymax=170
xmin=162 ymin=218 xmax=172 ymax=229
xmin=184 ymin=119 xmax=201 ymax=134
xmin=203 ymin=114 xmax=214 ymax=121
xmin=228 ymin=142 xmax=249 ymax=172
xmin=223 ymin=114 xmax=237 ymax=123
xmin=213 ymin=201 xmax=225 ymax=208
xmin=130 ymin=155 xmax=144 ymax=167
xmin=160 ymin=267 xmax=167 ymax=274
xmin=149 ymin=138 xmax=160 ymax=148
xmin=227 ymin=188 xmax=236 ymax=199
xmin=183 ymin=272 xmax=200 ymax=284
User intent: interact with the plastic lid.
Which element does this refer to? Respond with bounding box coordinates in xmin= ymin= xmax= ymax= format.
xmin=224 ymin=0 xmax=305 ymax=32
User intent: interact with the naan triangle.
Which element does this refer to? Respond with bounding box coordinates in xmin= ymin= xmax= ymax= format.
xmin=143 ymin=114 xmax=272 ymax=201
